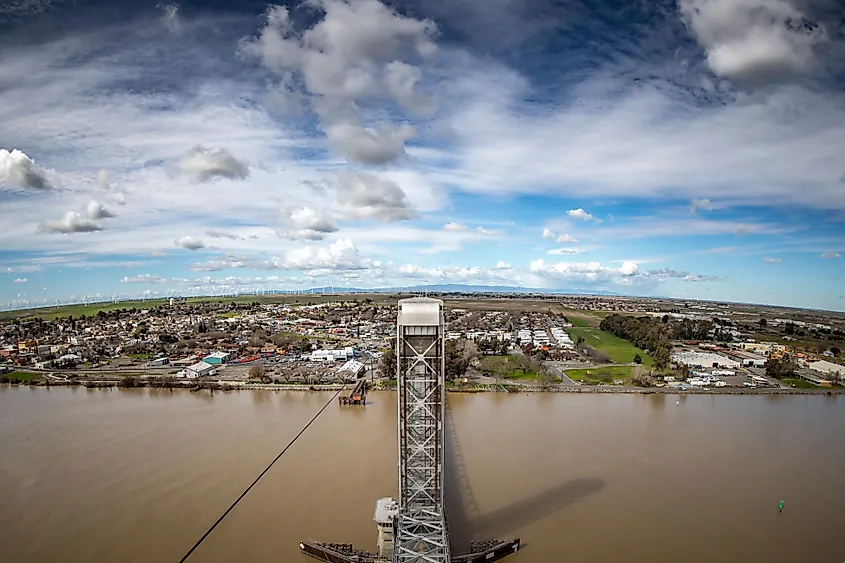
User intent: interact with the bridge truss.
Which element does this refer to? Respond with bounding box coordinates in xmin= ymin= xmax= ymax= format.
xmin=395 ymin=298 xmax=450 ymax=563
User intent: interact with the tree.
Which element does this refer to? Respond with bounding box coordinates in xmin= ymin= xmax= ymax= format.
xmin=633 ymin=353 xmax=643 ymax=364
xmin=248 ymin=364 xmax=266 ymax=380
xmin=654 ymin=344 xmax=671 ymax=370
xmin=445 ymin=340 xmax=471 ymax=381
xmin=831 ymin=347 xmax=841 ymax=357
xmin=759 ymin=318 xmax=767 ymax=328
xmin=378 ymin=348 xmax=397 ymax=380
xmin=784 ymin=323 xmax=795 ymax=335
xmin=765 ymin=357 xmax=796 ymax=379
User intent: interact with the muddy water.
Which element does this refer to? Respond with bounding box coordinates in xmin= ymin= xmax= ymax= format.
xmin=0 ymin=387 xmax=843 ymax=563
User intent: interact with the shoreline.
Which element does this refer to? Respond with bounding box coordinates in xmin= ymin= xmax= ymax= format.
xmin=2 ymin=380 xmax=842 ymax=395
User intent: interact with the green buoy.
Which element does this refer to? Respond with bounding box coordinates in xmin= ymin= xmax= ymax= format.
xmin=778 ymin=501 xmax=784 ymax=512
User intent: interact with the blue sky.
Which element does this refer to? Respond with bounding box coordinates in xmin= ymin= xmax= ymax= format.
xmin=1 ymin=0 xmax=844 ymax=311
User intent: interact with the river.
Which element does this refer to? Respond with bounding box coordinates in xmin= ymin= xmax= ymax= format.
xmin=0 ymin=386 xmax=843 ymax=563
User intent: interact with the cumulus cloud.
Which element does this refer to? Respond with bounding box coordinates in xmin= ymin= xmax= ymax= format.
xmin=678 ymin=0 xmax=827 ymax=84
xmin=13 ymin=278 xmax=27 ymax=283
xmin=542 ymin=228 xmax=579 ymax=243
xmin=190 ymin=256 xmax=249 ymax=271
xmin=85 ymin=200 xmax=115 ymax=219
xmin=395 ymin=263 xmax=521 ymax=285
xmin=95 ymin=169 xmax=109 ymax=190
xmin=530 ymin=259 xmax=639 ymax=282
xmin=643 ymin=268 xmax=721 ymax=282
xmin=547 ymin=248 xmax=580 ymax=255
xmin=38 ymin=212 xmax=103 ymax=234
xmin=179 ymin=146 xmax=249 ymax=182
xmin=0 ymin=148 xmax=51 ymax=190
xmin=279 ymin=207 xmax=338 ymax=240
xmin=266 ymin=238 xmax=368 ymax=271
xmin=336 ymin=171 xmax=414 ymax=221
xmin=174 ymin=236 xmax=206 ymax=250
xmin=121 ymin=274 xmax=166 ymax=284
xmin=495 ymin=261 xmax=512 ymax=270
xmin=821 ymin=252 xmax=840 ymax=259
xmin=763 ymin=257 xmax=782 ymax=263
xmin=567 ymin=208 xmax=598 ymax=222
xmin=445 ymin=222 xmax=469 ymax=231
xmin=238 ymin=0 xmax=437 ymax=164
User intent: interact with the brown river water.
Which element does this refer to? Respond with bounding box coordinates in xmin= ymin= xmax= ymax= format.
xmin=1 ymin=386 xmax=843 ymax=563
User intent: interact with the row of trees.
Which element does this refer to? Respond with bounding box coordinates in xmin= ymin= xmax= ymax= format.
xmin=600 ymin=314 xmax=672 ymax=369
xmin=377 ymin=338 xmax=484 ymax=382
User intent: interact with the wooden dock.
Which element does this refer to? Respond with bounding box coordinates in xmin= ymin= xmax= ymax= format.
xmin=338 ymin=378 xmax=367 ymax=406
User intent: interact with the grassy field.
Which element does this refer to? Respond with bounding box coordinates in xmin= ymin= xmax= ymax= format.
xmin=0 ymin=293 xmax=400 ymax=322
xmin=565 ymin=366 xmax=632 ymax=384
xmin=477 ymin=355 xmax=541 ymax=380
xmin=3 ymin=371 xmax=40 ymax=381
xmin=781 ymin=378 xmax=818 ymax=389
xmin=566 ymin=327 xmax=653 ymax=366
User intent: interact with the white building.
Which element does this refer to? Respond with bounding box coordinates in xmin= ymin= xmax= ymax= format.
xmin=672 ymin=351 xmax=740 ymax=370
xmin=182 ymin=361 xmax=214 ymax=378
xmin=338 ymin=359 xmax=366 ymax=380
xmin=808 ymin=360 xmax=845 ymax=382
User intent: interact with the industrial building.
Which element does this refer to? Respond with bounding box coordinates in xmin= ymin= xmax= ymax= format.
xmin=202 ymin=351 xmax=230 ymax=365
xmin=672 ymin=351 xmax=740 ymax=369
xmin=808 ymin=360 xmax=845 ymax=382
xmin=723 ymin=349 xmax=766 ymax=368
xmin=182 ymin=361 xmax=214 ymax=378
xmin=309 ymin=347 xmax=355 ymax=362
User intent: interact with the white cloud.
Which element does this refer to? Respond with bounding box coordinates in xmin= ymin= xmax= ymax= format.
xmin=0 ymin=148 xmax=51 ymax=190
xmin=238 ymin=0 xmax=437 ymax=164
xmin=190 ymin=256 xmax=250 ymax=271
xmin=530 ymin=259 xmax=639 ymax=282
xmin=475 ymin=226 xmax=497 ymax=235
xmin=763 ymin=257 xmax=782 ymax=263
xmin=179 ymin=146 xmax=249 ymax=182
xmin=495 ymin=261 xmax=512 ymax=270
xmin=395 ymin=263 xmax=521 ymax=285
xmin=445 ymin=222 xmax=469 ymax=231
xmin=174 ymin=236 xmax=206 ymax=251
xmin=690 ymin=198 xmax=714 ymax=213
xmin=38 ymin=212 xmax=103 ymax=234
xmin=13 ymin=278 xmax=27 ymax=283
xmin=96 ymin=169 xmax=110 ymax=190
xmin=85 ymin=200 xmax=115 ymax=219
xmin=547 ymin=248 xmax=580 ymax=255
xmin=542 ymin=228 xmax=556 ymax=240
xmin=121 ymin=274 xmax=166 ymax=284
xmin=821 ymin=252 xmax=840 ymax=259
xmin=567 ymin=208 xmax=597 ymax=222
xmin=279 ymin=207 xmax=338 ymax=240
xmin=542 ymin=228 xmax=579 ymax=243
xmin=678 ymin=0 xmax=827 ymax=84
xmin=557 ymin=233 xmax=578 ymax=243
xmin=206 ymin=229 xmax=241 ymax=240
xmin=335 ymin=171 xmax=414 ymax=221
xmin=267 ymin=238 xmax=369 ymax=271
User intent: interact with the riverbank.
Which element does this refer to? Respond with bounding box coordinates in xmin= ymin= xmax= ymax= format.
xmin=2 ymin=380 xmax=843 ymax=395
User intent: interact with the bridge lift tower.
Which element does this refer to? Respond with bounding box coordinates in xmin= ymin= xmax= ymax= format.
xmin=300 ymin=298 xmax=519 ymax=563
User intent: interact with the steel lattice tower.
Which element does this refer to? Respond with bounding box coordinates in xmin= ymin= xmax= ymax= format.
xmin=394 ymin=298 xmax=451 ymax=563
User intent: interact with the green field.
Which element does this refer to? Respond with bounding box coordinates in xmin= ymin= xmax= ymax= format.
xmin=478 ymin=355 xmax=541 ymax=381
xmin=0 ymin=293 xmax=398 ymax=322
xmin=2 ymin=371 xmax=39 ymax=382
xmin=565 ymin=366 xmax=632 ymax=384
xmin=781 ymin=378 xmax=818 ymax=389
xmin=566 ymin=327 xmax=653 ymax=366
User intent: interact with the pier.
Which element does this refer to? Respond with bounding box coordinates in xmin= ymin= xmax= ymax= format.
xmin=338 ymin=377 xmax=367 ymax=405
xmin=302 ymin=298 xmax=520 ymax=563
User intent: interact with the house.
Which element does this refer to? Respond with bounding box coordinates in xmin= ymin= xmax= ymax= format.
xmin=202 ymin=351 xmax=231 ymax=365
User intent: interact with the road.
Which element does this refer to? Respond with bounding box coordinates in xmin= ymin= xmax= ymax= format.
xmin=544 ymin=362 xmax=578 ymax=386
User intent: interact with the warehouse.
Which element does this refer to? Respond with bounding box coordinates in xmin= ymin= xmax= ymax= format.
xmin=672 ymin=351 xmax=740 ymax=369
xmin=808 ymin=360 xmax=845 ymax=383
xmin=182 ymin=361 xmax=214 ymax=378
xmin=202 ymin=351 xmax=230 ymax=365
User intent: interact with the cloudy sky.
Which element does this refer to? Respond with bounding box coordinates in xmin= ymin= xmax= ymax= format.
xmin=1 ymin=0 xmax=844 ymax=311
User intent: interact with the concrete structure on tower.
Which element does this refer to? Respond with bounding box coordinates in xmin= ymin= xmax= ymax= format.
xmin=300 ymin=298 xmax=520 ymax=563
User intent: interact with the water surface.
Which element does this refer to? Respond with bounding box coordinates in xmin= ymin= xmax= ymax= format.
xmin=1 ymin=387 xmax=843 ymax=563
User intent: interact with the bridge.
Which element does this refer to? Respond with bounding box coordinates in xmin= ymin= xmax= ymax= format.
xmin=301 ymin=298 xmax=520 ymax=563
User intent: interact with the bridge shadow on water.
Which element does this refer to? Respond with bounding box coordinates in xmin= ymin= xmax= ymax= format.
xmin=443 ymin=409 xmax=605 ymax=554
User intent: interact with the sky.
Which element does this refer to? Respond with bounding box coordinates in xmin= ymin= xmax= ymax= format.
xmin=1 ymin=0 xmax=844 ymax=311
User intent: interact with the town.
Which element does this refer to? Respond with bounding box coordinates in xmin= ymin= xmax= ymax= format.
xmin=1 ymin=293 xmax=844 ymax=393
